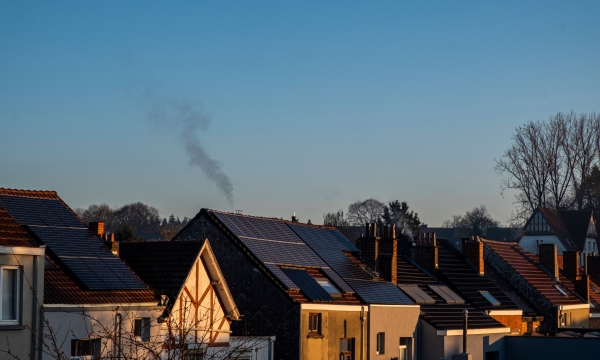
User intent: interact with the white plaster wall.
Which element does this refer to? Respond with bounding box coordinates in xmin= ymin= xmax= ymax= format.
xmin=518 ymin=235 xmax=565 ymax=254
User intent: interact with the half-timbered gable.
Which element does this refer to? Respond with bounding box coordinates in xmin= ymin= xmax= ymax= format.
xmin=120 ymin=240 xmax=240 ymax=349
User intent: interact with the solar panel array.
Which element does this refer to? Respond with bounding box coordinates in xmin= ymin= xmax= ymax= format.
xmin=289 ymin=224 xmax=414 ymax=305
xmin=0 ymin=195 xmax=147 ymax=290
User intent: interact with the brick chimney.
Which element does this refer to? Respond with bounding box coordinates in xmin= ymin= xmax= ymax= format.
xmin=538 ymin=244 xmax=559 ymax=281
xmin=462 ymin=236 xmax=484 ymax=275
xmin=89 ymin=222 xmax=104 ymax=237
xmin=575 ymin=275 xmax=590 ymax=303
xmin=410 ymin=232 xmax=438 ymax=275
xmin=563 ymin=251 xmax=580 ymax=279
xmin=359 ymin=223 xmax=397 ymax=284
xmin=588 ymin=255 xmax=600 ymax=278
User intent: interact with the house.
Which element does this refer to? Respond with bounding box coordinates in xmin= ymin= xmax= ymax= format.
xmin=483 ymin=240 xmax=591 ymax=332
xmin=518 ymin=207 xmax=598 ymax=257
xmin=0 ymin=188 xmax=162 ymax=360
xmin=358 ymin=226 xmax=520 ymax=360
xmin=0 ymin=205 xmax=45 ymax=360
xmin=119 ymin=240 xmax=274 ymax=359
xmin=174 ymin=210 xmax=420 ymax=360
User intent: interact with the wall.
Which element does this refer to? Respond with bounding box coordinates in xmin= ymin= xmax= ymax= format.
xmin=559 ymin=307 xmax=589 ymax=328
xmin=42 ymin=306 xmax=162 ymax=359
xmin=300 ymin=307 xmax=365 ymax=360
xmin=489 ymin=315 xmax=523 ymax=334
xmin=175 ymin=215 xmax=301 ymax=360
xmin=518 ymin=235 xmax=565 ymax=254
xmin=443 ymin=332 xmax=505 ymax=360
xmin=368 ymin=305 xmax=420 ymax=360
xmin=0 ymin=252 xmax=44 ymax=360
xmin=419 ymin=321 xmax=445 ymax=360
xmin=504 ymin=336 xmax=600 ymax=360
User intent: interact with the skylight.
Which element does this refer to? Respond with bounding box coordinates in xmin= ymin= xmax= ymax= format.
xmin=554 ymin=285 xmax=568 ymax=297
xmin=317 ymin=279 xmax=341 ymax=296
xmin=591 ymin=284 xmax=600 ymax=294
xmin=479 ymin=290 xmax=501 ymax=306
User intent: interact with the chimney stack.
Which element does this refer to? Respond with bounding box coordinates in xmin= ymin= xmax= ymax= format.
xmin=538 ymin=244 xmax=559 ymax=281
xmin=563 ymin=251 xmax=580 ymax=279
xmin=462 ymin=236 xmax=484 ymax=275
xmin=410 ymin=232 xmax=438 ymax=275
xmin=359 ymin=223 xmax=397 ymax=284
xmin=588 ymin=255 xmax=600 ymax=278
xmin=89 ymin=222 xmax=104 ymax=237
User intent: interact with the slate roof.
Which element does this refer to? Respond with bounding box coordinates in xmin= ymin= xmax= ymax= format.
xmin=119 ymin=241 xmax=206 ymax=301
xmin=44 ymin=256 xmax=157 ymax=305
xmin=437 ymin=238 xmax=518 ymax=311
xmin=483 ymin=240 xmax=584 ymax=306
xmin=0 ymin=206 xmax=39 ymax=247
xmin=395 ymin=255 xmax=505 ymax=330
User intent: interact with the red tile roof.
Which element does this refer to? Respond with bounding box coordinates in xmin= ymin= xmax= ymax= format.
xmin=556 ymin=255 xmax=600 ymax=308
xmin=44 ymin=256 xmax=157 ymax=305
xmin=0 ymin=188 xmax=60 ymax=200
xmin=484 ymin=240 xmax=583 ymax=306
xmin=0 ymin=207 xmax=39 ymax=247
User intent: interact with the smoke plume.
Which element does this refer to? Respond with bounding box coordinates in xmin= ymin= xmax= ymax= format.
xmin=145 ymin=89 xmax=233 ymax=206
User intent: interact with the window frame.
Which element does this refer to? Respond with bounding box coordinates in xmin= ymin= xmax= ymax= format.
xmin=308 ymin=313 xmax=322 ymax=335
xmin=0 ymin=265 xmax=21 ymax=325
xmin=134 ymin=317 xmax=151 ymax=342
xmin=71 ymin=338 xmax=101 ymax=357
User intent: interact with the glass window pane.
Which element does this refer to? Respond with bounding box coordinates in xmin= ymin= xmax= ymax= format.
xmin=2 ymin=269 xmax=17 ymax=320
xmin=317 ymin=279 xmax=340 ymax=295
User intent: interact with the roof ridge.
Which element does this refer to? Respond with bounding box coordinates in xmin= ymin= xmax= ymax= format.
xmin=0 ymin=187 xmax=59 ymax=199
xmin=209 ymin=209 xmax=325 ymax=227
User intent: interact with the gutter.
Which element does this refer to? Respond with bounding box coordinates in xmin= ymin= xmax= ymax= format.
xmin=436 ymin=327 xmax=511 ymax=336
xmin=558 ymin=304 xmax=590 ymax=310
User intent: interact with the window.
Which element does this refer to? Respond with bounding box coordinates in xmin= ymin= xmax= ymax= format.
xmin=309 ymin=313 xmax=322 ymax=335
xmin=376 ymin=332 xmax=385 ymax=355
xmin=339 ymin=338 xmax=355 ymax=360
xmin=479 ymin=291 xmax=501 ymax=306
xmin=71 ymin=338 xmax=101 ymax=357
xmin=1 ymin=266 xmax=19 ymax=324
xmin=554 ymin=285 xmax=568 ymax=297
xmin=134 ymin=317 xmax=151 ymax=342
xmin=560 ymin=312 xmax=567 ymax=327
xmin=317 ymin=279 xmax=341 ymax=296
xmin=399 ymin=337 xmax=411 ymax=360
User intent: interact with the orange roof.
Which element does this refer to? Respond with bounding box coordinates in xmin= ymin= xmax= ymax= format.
xmin=484 ymin=240 xmax=583 ymax=306
xmin=0 ymin=188 xmax=60 ymax=199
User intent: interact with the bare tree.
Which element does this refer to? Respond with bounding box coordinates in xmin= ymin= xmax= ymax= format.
xmin=323 ymin=210 xmax=349 ymax=226
xmin=346 ymin=199 xmax=385 ymax=225
xmin=495 ymin=111 xmax=600 ymax=222
xmin=443 ymin=205 xmax=500 ymax=238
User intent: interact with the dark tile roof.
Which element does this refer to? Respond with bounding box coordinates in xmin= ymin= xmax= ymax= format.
xmin=484 ymin=240 xmax=584 ymax=306
xmin=119 ymin=241 xmax=205 ymax=300
xmin=44 ymin=256 xmax=157 ymax=305
xmin=437 ymin=238 xmax=519 ymax=311
xmin=526 ymin=208 xmax=594 ymax=251
xmin=0 ymin=206 xmax=39 ymax=247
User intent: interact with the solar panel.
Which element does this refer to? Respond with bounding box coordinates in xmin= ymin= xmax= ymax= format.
xmin=428 ymin=285 xmax=465 ymax=304
xmin=0 ymin=195 xmax=147 ymax=290
xmin=281 ymin=268 xmax=333 ymax=301
xmin=345 ymin=279 xmax=414 ymax=305
xmin=240 ymin=237 xmax=326 ymax=267
xmin=264 ymin=263 xmax=299 ymax=290
xmin=398 ymin=284 xmax=436 ymax=304
xmin=214 ymin=212 xmax=303 ymax=243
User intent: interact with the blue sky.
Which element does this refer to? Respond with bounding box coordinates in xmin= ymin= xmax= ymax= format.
xmin=1 ymin=1 xmax=600 ymax=226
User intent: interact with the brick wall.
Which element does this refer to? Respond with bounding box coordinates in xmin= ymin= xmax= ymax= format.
xmin=463 ymin=240 xmax=484 ymax=275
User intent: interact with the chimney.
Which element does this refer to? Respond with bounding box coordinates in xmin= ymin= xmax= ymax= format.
xmin=588 ymin=255 xmax=600 ymax=278
xmin=291 ymin=212 xmax=298 ymax=222
xmin=462 ymin=236 xmax=484 ymax=275
xmin=359 ymin=223 xmax=397 ymax=284
xmin=538 ymin=244 xmax=559 ymax=281
xmin=575 ymin=275 xmax=590 ymax=303
xmin=563 ymin=251 xmax=580 ymax=279
xmin=89 ymin=222 xmax=104 ymax=237
xmin=410 ymin=233 xmax=438 ymax=275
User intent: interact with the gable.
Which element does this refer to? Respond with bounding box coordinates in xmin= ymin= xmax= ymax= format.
xmin=588 ymin=215 xmax=597 ymax=236
xmin=525 ymin=210 xmax=553 ymax=234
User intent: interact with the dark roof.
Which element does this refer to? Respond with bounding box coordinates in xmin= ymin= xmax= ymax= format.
xmin=288 ymin=222 xmax=413 ymax=305
xmin=525 ymin=208 xmax=594 ymax=251
xmin=44 ymin=256 xmax=157 ymax=305
xmin=395 ymin=254 xmax=505 ymax=330
xmin=484 ymin=240 xmax=584 ymax=306
xmin=0 ymin=206 xmax=39 ymax=247
xmin=119 ymin=240 xmax=205 ymax=300
xmin=436 ymin=238 xmax=519 ymax=311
